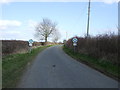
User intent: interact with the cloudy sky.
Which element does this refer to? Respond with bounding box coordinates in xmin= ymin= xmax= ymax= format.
xmin=0 ymin=0 xmax=118 ymax=42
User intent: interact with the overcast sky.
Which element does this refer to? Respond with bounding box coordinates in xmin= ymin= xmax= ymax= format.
xmin=0 ymin=0 xmax=118 ymax=42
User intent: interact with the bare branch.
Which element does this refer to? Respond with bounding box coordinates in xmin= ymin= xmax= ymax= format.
xmin=35 ymin=18 xmax=59 ymax=43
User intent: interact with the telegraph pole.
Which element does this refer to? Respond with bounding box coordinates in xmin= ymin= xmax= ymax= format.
xmin=66 ymin=32 xmax=68 ymax=40
xmin=87 ymin=0 xmax=91 ymax=37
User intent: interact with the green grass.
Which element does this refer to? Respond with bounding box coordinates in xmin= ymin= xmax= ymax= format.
xmin=63 ymin=45 xmax=119 ymax=81
xmin=2 ymin=45 xmax=52 ymax=88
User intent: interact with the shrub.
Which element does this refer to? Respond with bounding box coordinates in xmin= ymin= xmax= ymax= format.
xmin=65 ymin=34 xmax=118 ymax=65
xmin=2 ymin=40 xmax=29 ymax=55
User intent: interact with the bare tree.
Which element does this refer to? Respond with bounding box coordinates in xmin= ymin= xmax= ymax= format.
xmin=35 ymin=18 xmax=57 ymax=43
xmin=52 ymin=30 xmax=61 ymax=43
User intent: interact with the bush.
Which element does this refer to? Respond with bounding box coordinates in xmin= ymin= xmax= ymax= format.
xmin=2 ymin=40 xmax=29 ymax=55
xmin=2 ymin=40 xmax=56 ymax=55
xmin=65 ymin=34 xmax=118 ymax=65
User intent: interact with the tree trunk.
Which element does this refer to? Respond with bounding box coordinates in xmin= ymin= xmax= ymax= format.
xmin=45 ymin=37 xmax=47 ymax=42
xmin=45 ymin=36 xmax=47 ymax=45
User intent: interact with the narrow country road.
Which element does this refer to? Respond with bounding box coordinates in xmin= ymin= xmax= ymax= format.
xmin=18 ymin=45 xmax=118 ymax=88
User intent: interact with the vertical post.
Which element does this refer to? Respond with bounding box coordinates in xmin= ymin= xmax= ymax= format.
xmin=29 ymin=46 xmax=32 ymax=53
xmin=28 ymin=43 xmax=33 ymax=53
xmin=73 ymin=43 xmax=77 ymax=53
xmin=87 ymin=0 xmax=91 ymax=37
xmin=74 ymin=46 xmax=75 ymax=53
xmin=66 ymin=32 xmax=68 ymax=40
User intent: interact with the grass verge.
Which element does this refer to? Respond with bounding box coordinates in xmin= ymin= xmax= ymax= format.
xmin=2 ymin=45 xmax=52 ymax=88
xmin=63 ymin=45 xmax=119 ymax=81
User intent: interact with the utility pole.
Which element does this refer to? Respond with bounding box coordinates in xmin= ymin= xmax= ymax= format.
xmin=66 ymin=31 xmax=68 ymax=40
xmin=87 ymin=0 xmax=91 ymax=37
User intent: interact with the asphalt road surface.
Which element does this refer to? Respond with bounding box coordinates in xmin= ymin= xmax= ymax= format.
xmin=18 ymin=45 xmax=118 ymax=88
